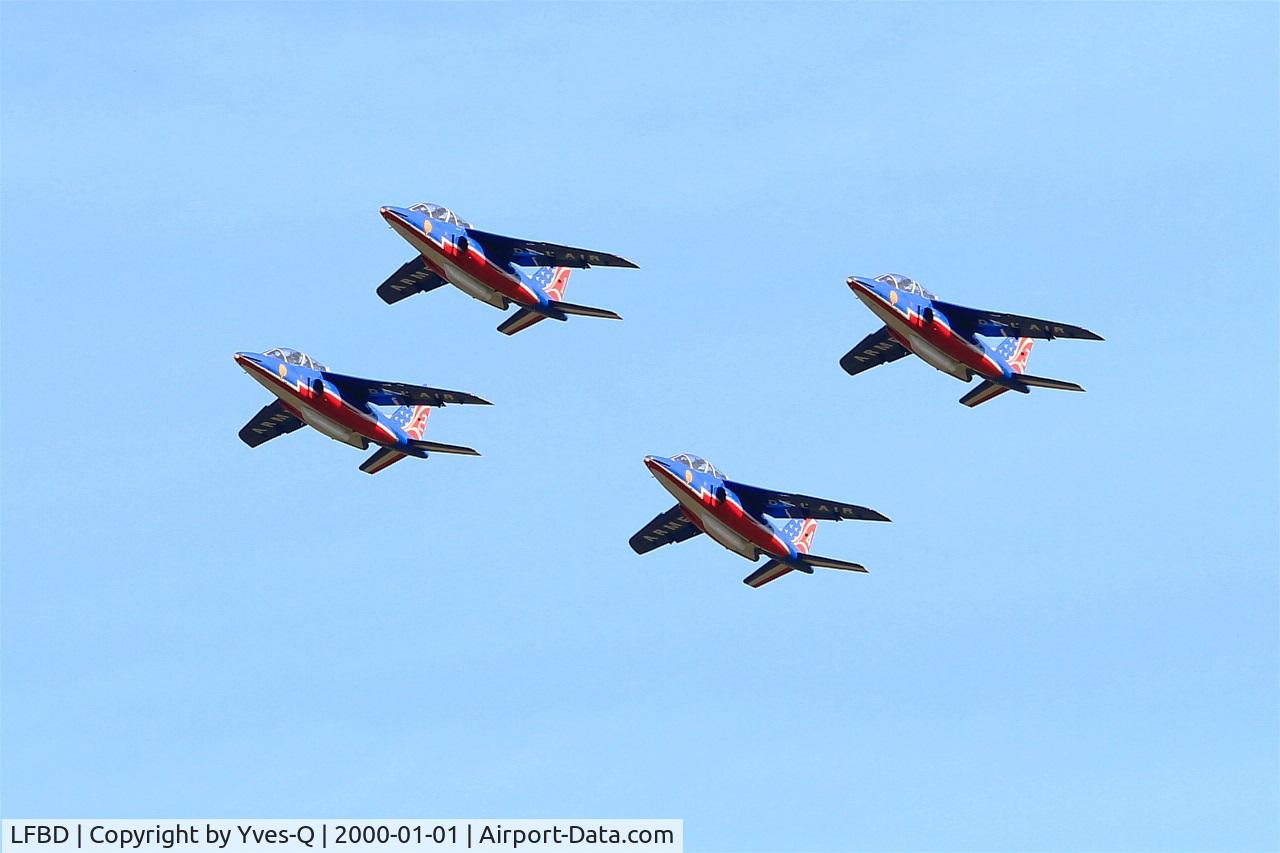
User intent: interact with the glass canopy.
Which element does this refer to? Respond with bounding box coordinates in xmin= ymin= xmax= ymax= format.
xmin=874 ymin=273 xmax=935 ymax=299
xmin=671 ymin=453 xmax=724 ymax=478
xmin=409 ymin=202 xmax=472 ymax=229
xmin=263 ymin=347 xmax=328 ymax=371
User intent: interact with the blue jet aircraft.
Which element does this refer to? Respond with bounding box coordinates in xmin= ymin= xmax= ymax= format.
xmin=840 ymin=274 xmax=1103 ymax=407
xmin=377 ymin=203 xmax=638 ymax=336
xmin=234 ymin=347 xmax=490 ymax=474
xmin=630 ymin=454 xmax=890 ymax=588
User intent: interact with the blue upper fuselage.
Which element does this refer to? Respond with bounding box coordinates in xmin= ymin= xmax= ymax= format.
xmin=644 ymin=453 xmax=804 ymax=562
xmin=380 ymin=204 xmax=557 ymax=308
xmin=232 ymin=348 xmax=417 ymax=450
xmin=846 ymin=273 xmax=1018 ymax=381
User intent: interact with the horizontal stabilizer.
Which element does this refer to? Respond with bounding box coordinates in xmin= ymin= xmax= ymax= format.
xmin=548 ymin=300 xmax=622 ymax=320
xmin=360 ymin=446 xmax=410 ymax=474
xmin=1016 ymin=373 xmax=1085 ymax=392
xmin=497 ymin=307 xmax=551 ymax=336
xmin=798 ymin=553 xmax=868 ymax=573
xmin=407 ymin=439 xmax=481 ymax=457
xmin=743 ymin=560 xmax=795 ymax=588
xmin=743 ymin=553 xmax=868 ymax=588
xmin=959 ymin=379 xmax=1012 ymax=408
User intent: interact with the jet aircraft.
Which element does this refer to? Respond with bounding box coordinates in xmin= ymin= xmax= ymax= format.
xmin=234 ymin=347 xmax=490 ymax=474
xmin=377 ymin=203 xmax=638 ymax=336
xmin=629 ymin=454 xmax=890 ymax=588
xmin=840 ymin=273 xmax=1103 ymax=407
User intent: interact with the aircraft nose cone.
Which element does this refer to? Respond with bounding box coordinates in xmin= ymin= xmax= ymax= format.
xmin=644 ymin=455 xmax=675 ymax=474
xmin=847 ymin=275 xmax=872 ymax=291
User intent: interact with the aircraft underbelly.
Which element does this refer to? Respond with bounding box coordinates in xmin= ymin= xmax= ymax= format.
xmin=909 ymin=337 xmax=970 ymax=379
xmin=435 ymin=259 xmax=508 ymax=308
xmin=243 ymin=366 xmax=372 ymax=449
xmin=655 ymin=476 xmax=757 ymax=559
xmin=651 ymin=472 xmax=790 ymax=560
xmin=857 ymin=293 xmax=971 ymax=380
xmin=688 ymin=504 xmax=759 ymax=560
xmin=297 ymin=409 xmax=367 ymax=448
xmin=391 ymin=223 xmax=510 ymax=308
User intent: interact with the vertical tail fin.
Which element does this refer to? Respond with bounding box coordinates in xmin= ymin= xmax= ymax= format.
xmin=781 ymin=518 xmax=818 ymax=553
xmin=539 ymin=267 xmax=572 ymax=302
xmin=1000 ymin=336 xmax=1034 ymax=374
xmin=743 ymin=519 xmax=872 ymax=588
xmin=743 ymin=519 xmax=817 ymax=588
xmin=360 ymin=405 xmax=432 ymax=474
xmin=391 ymin=404 xmax=431 ymax=439
xmin=960 ymin=337 xmax=1034 ymax=408
xmin=497 ymin=267 xmax=571 ymax=336
xmin=498 ymin=267 xmax=607 ymax=336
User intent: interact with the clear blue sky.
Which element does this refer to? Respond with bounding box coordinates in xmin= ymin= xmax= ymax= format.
xmin=3 ymin=3 xmax=1277 ymax=850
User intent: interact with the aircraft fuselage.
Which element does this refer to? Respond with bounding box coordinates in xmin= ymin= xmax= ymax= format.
xmin=381 ymin=210 xmax=544 ymax=311
xmin=644 ymin=457 xmax=796 ymax=563
xmin=849 ymin=280 xmax=1012 ymax=383
xmin=234 ymin=354 xmax=406 ymax=451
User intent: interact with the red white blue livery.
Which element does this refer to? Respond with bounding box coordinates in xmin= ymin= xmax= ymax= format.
xmin=234 ymin=347 xmax=490 ymax=474
xmin=377 ymin=203 xmax=637 ymax=336
xmin=841 ymin=274 xmax=1103 ymax=407
xmin=630 ymin=454 xmax=890 ymax=589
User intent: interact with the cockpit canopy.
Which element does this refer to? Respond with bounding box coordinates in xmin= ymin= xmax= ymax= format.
xmin=874 ymin=273 xmax=935 ymax=299
xmin=409 ymin=202 xmax=471 ymax=229
xmin=671 ymin=453 xmax=724 ymax=478
xmin=263 ymin=347 xmax=328 ymax=371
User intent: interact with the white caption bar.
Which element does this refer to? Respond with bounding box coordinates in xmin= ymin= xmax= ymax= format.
xmin=2 ymin=822 xmax=682 ymax=853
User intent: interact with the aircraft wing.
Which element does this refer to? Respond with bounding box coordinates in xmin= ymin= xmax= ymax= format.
xmin=238 ymin=400 xmax=305 ymax=447
xmin=323 ymin=372 xmax=492 ymax=408
xmin=932 ymin=301 xmax=1103 ymax=340
xmin=467 ymin=228 xmax=639 ymax=269
xmin=839 ymin=325 xmax=910 ymax=376
xmin=376 ymin=256 xmax=449 ymax=304
xmin=725 ymin=481 xmax=891 ymax=523
xmin=628 ymin=505 xmax=703 ymax=554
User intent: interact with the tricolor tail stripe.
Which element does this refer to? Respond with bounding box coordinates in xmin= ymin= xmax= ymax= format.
xmin=994 ymin=336 xmax=1034 ymax=374
xmin=1009 ymin=337 xmax=1033 ymax=373
xmin=780 ymin=517 xmax=819 ymax=554
xmin=545 ymin=267 xmax=571 ymax=301
xmin=404 ymin=405 xmax=430 ymax=439
xmin=389 ymin=404 xmax=431 ymax=439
